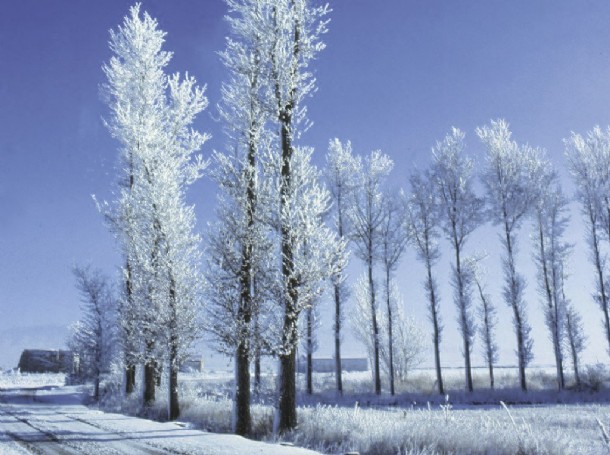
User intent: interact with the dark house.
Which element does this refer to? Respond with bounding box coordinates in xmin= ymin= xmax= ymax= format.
xmin=18 ymin=349 xmax=74 ymax=373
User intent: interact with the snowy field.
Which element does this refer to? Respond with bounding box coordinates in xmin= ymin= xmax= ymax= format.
xmin=107 ymin=367 xmax=610 ymax=454
xmin=3 ymin=369 xmax=610 ymax=454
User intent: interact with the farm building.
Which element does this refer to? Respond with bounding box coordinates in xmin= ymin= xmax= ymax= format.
xmin=179 ymin=355 xmax=204 ymax=373
xmin=18 ymin=349 xmax=74 ymax=373
xmin=297 ymin=355 xmax=368 ymax=373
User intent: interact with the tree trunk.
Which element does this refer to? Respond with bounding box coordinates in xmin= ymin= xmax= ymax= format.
xmin=537 ymin=219 xmax=564 ymax=391
xmin=453 ymin=231 xmax=473 ymax=393
xmin=233 ymin=79 xmax=258 ymax=434
xmin=590 ymin=216 xmax=610 ymax=356
xmin=125 ymin=365 xmax=136 ymax=395
xmin=167 ymin=283 xmax=180 ymax=421
xmin=253 ymin=305 xmax=261 ymax=397
xmin=306 ymin=308 xmax=313 ymax=395
xmin=505 ymin=222 xmax=528 ymax=392
xmin=168 ymin=356 xmax=180 ymax=420
xmin=385 ymin=270 xmax=395 ymax=395
xmin=234 ymin=342 xmax=251 ymax=435
xmin=368 ymin=256 xmax=381 ymax=395
xmin=144 ymin=358 xmax=156 ymax=407
xmin=489 ymin=362 xmax=495 ymax=389
xmin=276 ymin=97 xmax=299 ymax=431
xmin=276 ymin=347 xmax=297 ymax=433
xmin=512 ymin=300 xmax=528 ymax=392
xmin=334 ymin=283 xmax=343 ymax=395
xmin=254 ymin=353 xmax=261 ymax=395
xmin=571 ymin=336 xmax=581 ymax=387
xmin=94 ymin=377 xmax=100 ymax=401
xmin=426 ymin=260 xmax=444 ymax=395
xmin=234 ymin=241 xmax=253 ymax=434
xmin=124 ymin=262 xmax=136 ymax=395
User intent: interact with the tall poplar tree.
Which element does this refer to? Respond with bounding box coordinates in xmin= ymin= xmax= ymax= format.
xmin=433 ymin=128 xmax=483 ymax=392
xmin=350 ymin=150 xmax=393 ymax=395
xmin=405 ymin=169 xmax=444 ymax=395
xmin=264 ymin=0 xmax=332 ymax=432
xmin=477 ymin=119 xmax=542 ymax=391
xmin=103 ymin=4 xmax=208 ymax=417
xmin=325 ymin=138 xmax=360 ymax=395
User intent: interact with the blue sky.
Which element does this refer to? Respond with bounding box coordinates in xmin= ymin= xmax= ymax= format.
xmin=2 ymin=1 xmax=610 ymax=371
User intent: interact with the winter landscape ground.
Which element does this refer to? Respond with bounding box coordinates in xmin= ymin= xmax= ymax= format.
xmin=2 ymin=369 xmax=610 ymax=454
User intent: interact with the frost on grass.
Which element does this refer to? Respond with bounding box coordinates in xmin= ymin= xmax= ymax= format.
xmin=0 ymin=372 xmax=65 ymax=389
xmin=90 ymin=369 xmax=610 ymax=455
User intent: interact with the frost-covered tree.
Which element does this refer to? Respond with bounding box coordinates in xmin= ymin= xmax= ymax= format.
xmin=565 ymin=127 xmax=610 ymax=357
xmin=381 ymin=285 xmax=426 ymax=383
xmin=70 ymin=266 xmax=116 ymax=401
xmin=476 ymin=119 xmax=542 ymax=391
xmin=101 ymin=3 xmax=171 ymax=397
xmin=471 ymin=259 xmax=499 ymax=389
xmin=351 ymin=275 xmax=376 ymax=380
xmin=324 ymin=138 xmax=360 ymax=395
xmin=378 ymin=192 xmax=408 ymax=395
xmin=263 ymin=0 xmax=330 ymax=432
xmin=352 ymin=278 xmax=424 ymax=386
xmin=205 ymin=146 xmax=276 ymax=434
xmin=269 ymin=145 xmax=343 ymax=432
xmin=564 ymin=301 xmax=586 ymax=387
xmin=404 ymin=169 xmax=444 ymax=395
xmin=102 ymin=4 xmax=208 ymax=418
xmin=350 ymin=150 xmax=393 ymax=395
xmin=532 ymin=167 xmax=571 ymax=390
xmin=204 ymin=0 xmax=274 ymax=435
xmin=433 ymin=128 xmax=483 ymax=392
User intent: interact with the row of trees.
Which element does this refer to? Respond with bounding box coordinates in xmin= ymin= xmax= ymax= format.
xmin=71 ymin=0 xmax=610 ymax=440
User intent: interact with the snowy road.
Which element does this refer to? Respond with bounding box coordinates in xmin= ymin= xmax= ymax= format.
xmin=0 ymin=385 xmax=319 ymax=455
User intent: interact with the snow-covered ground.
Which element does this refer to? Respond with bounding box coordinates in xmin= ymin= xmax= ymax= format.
xmin=4 ymin=370 xmax=610 ymax=454
xmin=0 ymin=374 xmax=319 ymax=455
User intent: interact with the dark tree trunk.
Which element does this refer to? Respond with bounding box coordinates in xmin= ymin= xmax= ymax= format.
xmin=385 ymin=270 xmax=395 ymax=395
xmin=426 ymin=261 xmax=444 ymax=395
xmin=489 ymin=363 xmax=495 ymax=389
xmin=168 ymin=357 xmax=179 ymax=420
xmin=306 ymin=308 xmax=313 ymax=395
xmin=168 ymin=284 xmax=180 ymax=421
xmin=277 ymin=347 xmax=297 ymax=433
xmin=234 ymin=341 xmax=251 ymax=435
xmin=272 ymin=1 xmax=305 ymax=433
xmin=590 ymin=216 xmax=610 ymax=356
xmin=368 ymin=255 xmax=381 ymax=395
xmin=124 ymin=262 xmax=136 ymax=395
xmin=453 ymin=230 xmax=473 ymax=393
xmin=505 ymin=222 xmax=528 ymax=392
xmin=254 ymin=351 xmax=261 ymax=395
xmin=125 ymin=365 xmax=136 ymax=395
xmin=144 ymin=358 xmax=156 ymax=407
xmin=537 ymin=219 xmax=564 ymax=391
xmin=94 ymin=377 xmax=100 ymax=401
xmin=275 ymin=101 xmax=299 ymax=432
xmin=515 ymin=311 xmax=528 ymax=392
xmin=334 ymin=283 xmax=343 ymax=395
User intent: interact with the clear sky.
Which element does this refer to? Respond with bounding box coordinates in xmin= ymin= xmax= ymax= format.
xmin=2 ymin=1 xmax=610 ymax=371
